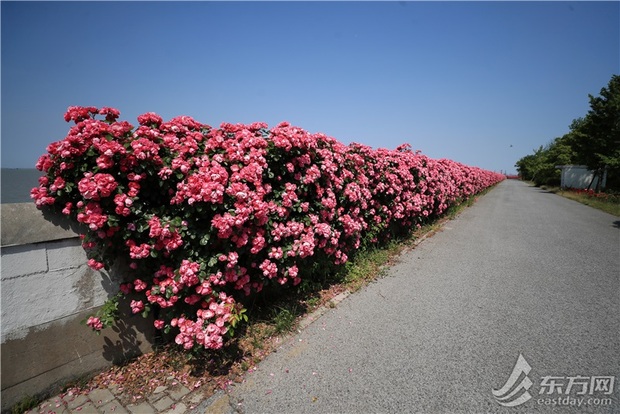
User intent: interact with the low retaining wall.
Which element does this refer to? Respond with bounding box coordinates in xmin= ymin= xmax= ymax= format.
xmin=1 ymin=203 xmax=155 ymax=411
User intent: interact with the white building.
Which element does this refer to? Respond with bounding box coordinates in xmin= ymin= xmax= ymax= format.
xmin=555 ymin=165 xmax=607 ymax=189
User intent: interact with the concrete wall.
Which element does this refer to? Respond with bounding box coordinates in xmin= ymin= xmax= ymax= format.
xmin=1 ymin=203 xmax=155 ymax=411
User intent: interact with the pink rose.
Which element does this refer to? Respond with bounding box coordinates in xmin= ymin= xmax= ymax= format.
xmin=86 ymin=316 xmax=103 ymax=331
xmin=130 ymin=300 xmax=145 ymax=314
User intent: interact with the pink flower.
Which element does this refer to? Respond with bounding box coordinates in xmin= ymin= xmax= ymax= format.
xmin=77 ymin=172 xmax=118 ymax=200
xmin=137 ymin=112 xmax=163 ymax=127
xmin=49 ymin=176 xmax=65 ymax=192
xmin=30 ymin=186 xmax=55 ymax=207
xmin=259 ymin=259 xmax=278 ymax=279
xmin=87 ymin=259 xmax=105 ymax=270
xmin=87 ymin=316 xmax=103 ymax=331
xmin=130 ymin=137 xmax=160 ymax=161
xmin=178 ymin=260 xmax=200 ymax=287
xmin=114 ymin=193 xmax=133 ymax=216
xmin=126 ymin=240 xmax=151 ymax=259
xmin=130 ymin=300 xmax=145 ymax=314
xmin=61 ymin=202 xmax=73 ymax=215
xmin=35 ymin=154 xmax=54 ymax=172
xmin=99 ymin=107 xmax=120 ymax=122
xmin=154 ymin=320 xmax=165 ymax=330
xmin=64 ymin=106 xmax=97 ymax=123
xmin=76 ymin=201 xmax=108 ymax=231
xmin=133 ymin=279 xmax=147 ymax=292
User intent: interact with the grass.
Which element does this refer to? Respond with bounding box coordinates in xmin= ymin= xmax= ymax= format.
xmin=342 ymin=242 xmax=396 ymax=291
xmin=270 ymin=305 xmax=299 ymax=335
xmin=10 ymin=186 xmax=493 ymax=414
xmin=539 ymin=185 xmax=620 ymax=216
xmin=10 ymin=396 xmax=38 ymax=414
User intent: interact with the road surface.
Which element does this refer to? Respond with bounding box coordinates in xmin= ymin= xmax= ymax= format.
xmin=200 ymin=180 xmax=619 ymax=414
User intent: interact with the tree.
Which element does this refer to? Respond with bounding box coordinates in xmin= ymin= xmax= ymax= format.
xmin=515 ymin=152 xmax=540 ymax=182
xmin=515 ymin=136 xmax=576 ymax=186
xmin=515 ymin=74 xmax=620 ymax=190
xmin=571 ymin=75 xmax=620 ymax=190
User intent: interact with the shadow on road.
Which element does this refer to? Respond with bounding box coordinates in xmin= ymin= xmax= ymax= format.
xmin=531 ymin=187 xmax=556 ymax=195
xmin=613 ymin=220 xmax=620 ymax=229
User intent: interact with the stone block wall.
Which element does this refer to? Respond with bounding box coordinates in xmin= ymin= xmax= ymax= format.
xmin=1 ymin=203 xmax=155 ymax=411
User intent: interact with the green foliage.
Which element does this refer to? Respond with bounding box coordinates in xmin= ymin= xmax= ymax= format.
xmin=270 ymin=305 xmax=298 ymax=334
xmin=515 ymin=74 xmax=620 ymax=190
xmin=81 ymin=293 xmax=121 ymax=334
xmin=572 ymin=75 xmax=620 ymax=190
xmin=227 ymin=306 xmax=249 ymax=337
xmin=515 ymin=135 xmax=576 ymax=186
xmin=11 ymin=395 xmax=39 ymax=414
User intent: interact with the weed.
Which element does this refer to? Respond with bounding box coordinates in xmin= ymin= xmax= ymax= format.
xmin=11 ymin=395 xmax=39 ymax=414
xmin=270 ymin=305 xmax=298 ymax=335
xmin=305 ymin=297 xmax=321 ymax=309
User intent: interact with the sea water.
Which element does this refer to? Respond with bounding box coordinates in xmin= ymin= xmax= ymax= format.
xmin=1 ymin=168 xmax=43 ymax=203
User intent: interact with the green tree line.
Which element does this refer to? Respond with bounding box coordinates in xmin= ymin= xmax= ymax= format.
xmin=515 ymin=74 xmax=620 ymax=191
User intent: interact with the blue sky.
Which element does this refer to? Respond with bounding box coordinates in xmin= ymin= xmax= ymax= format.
xmin=2 ymin=1 xmax=618 ymax=174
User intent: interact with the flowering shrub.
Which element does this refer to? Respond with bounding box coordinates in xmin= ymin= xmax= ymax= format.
xmin=567 ymin=188 xmax=620 ymax=203
xmin=32 ymin=106 xmax=504 ymax=352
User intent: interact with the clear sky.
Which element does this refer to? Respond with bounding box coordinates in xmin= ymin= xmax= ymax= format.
xmin=2 ymin=1 xmax=618 ymax=174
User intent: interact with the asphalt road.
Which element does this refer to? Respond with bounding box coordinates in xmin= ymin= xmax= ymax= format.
xmin=201 ymin=180 xmax=619 ymax=414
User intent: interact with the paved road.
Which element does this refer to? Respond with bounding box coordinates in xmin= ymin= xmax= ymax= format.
xmin=201 ymin=180 xmax=619 ymax=414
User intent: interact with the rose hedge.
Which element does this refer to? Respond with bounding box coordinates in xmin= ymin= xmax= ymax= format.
xmin=32 ymin=106 xmax=504 ymax=352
